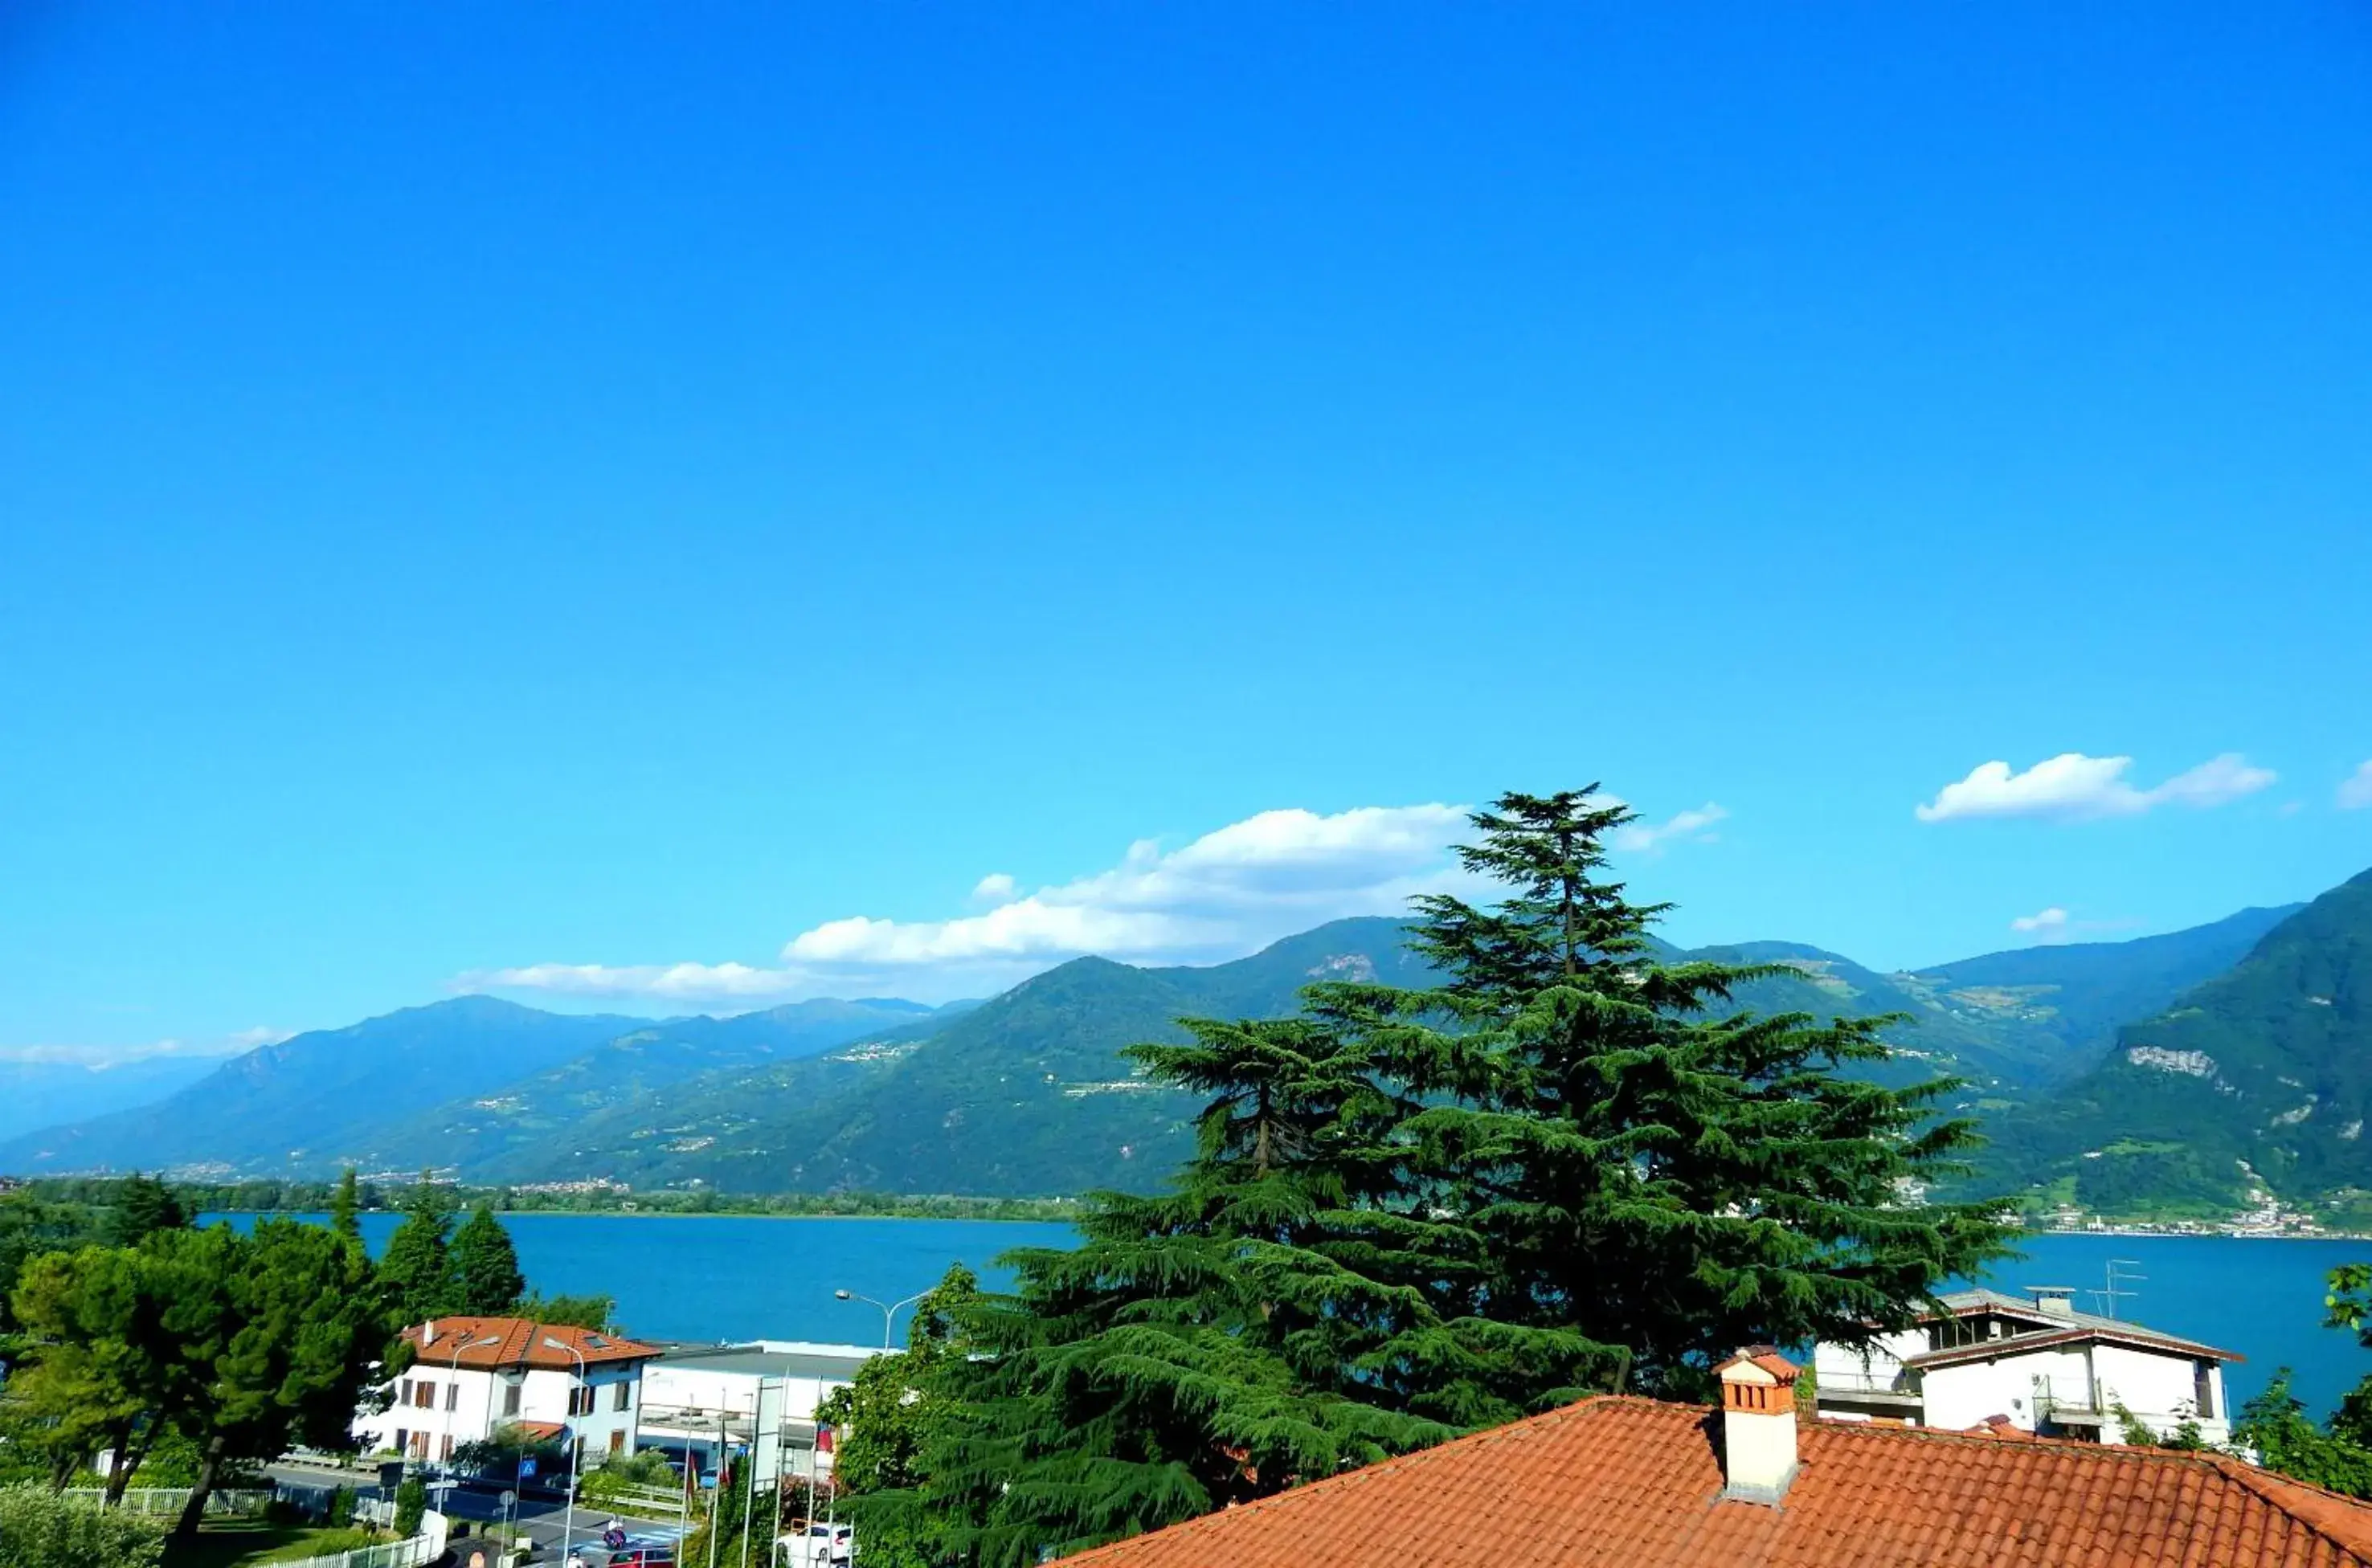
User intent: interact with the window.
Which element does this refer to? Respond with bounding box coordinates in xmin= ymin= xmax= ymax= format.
xmin=414 ymin=1380 xmax=436 ymax=1409
xmin=613 ymin=1381 xmax=631 ymax=1413
xmin=395 ymin=1427 xmax=409 ymax=1455
xmin=608 ymin=1430 xmax=626 ymax=1456
xmin=2196 ymin=1362 xmax=2217 ymax=1419
xmin=440 ymin=1434 xmax=455 ymax=1461
xmin=446 ymin=1382 xmax=460 ymax=1412
xmin=399 ymin=1378 xmax=414 ymax=1406
xmin=502 ymin=1382 xmax=521 ymax=1417
xmin=569 ymin=1384 xmax=596 ymax=1417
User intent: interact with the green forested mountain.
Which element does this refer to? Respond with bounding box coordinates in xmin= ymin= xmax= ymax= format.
xmin=476 ymin=918 xmax=1438 ymax=1193
xmin=1975 ymin=870 xmax=2372 ymax=1218
xmin=1903 ymin=903 xmax=2300 ymax=1088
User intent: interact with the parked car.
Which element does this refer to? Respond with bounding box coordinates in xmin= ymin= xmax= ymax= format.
xmin=603 ymin=1550 xmax=678 ymax=1566
xmin=776 ymin=1522 xmax=853 ymax=1566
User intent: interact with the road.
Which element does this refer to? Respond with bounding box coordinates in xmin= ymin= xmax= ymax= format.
xmin=264 ymin=1460 xmax=694 ymax=1563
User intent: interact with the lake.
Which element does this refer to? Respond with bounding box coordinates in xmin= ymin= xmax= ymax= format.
xmin=220 ymin=1215 xmax=2372 ymax=1417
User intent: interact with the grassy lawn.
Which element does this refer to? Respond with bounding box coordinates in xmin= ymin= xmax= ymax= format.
xmin=162 ymin=1520 xmax=393 ymax=1567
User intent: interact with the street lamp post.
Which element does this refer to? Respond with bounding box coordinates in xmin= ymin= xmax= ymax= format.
xmin=444 ymin=1333 xmax=501 ymax=1463
xmin=543 ymin=1336 xmax=589 ymax=1562
xmin=832 ymin=1288 xmax=929 ymax=1352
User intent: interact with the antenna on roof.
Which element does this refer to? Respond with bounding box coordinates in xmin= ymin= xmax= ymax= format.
xmin=2089 ymin=1259 xmax=2144 ymax=1321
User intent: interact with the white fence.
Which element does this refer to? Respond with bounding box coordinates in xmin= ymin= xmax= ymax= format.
xmin=62 ymin=1487 xmax=275 ymax=1517
xmin=279 ymin=1509 xmax=448 ymax=1568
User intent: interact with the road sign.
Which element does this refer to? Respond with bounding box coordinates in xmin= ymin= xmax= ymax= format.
xmin=519 ymin=1458 xmax=538 ymax=1478
xmin=498 ymin=1489 xmax=517 ymax=1510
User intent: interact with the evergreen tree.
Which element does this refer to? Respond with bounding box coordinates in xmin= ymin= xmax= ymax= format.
xmin=1315 ymin=788 xmax=2013 ymax=1395
xmin=448 ymin=1205 xmax=526 ymax=1315
xmin=329 ymin=1169 xmax=362 ymax=1243
xmin=103 ymin=1176 xmax=186 ymax=1248
xmin=901 ymin=785 xmax=2014 ymax=1562
xmin=375 ymin=1177 xmax=460 ymax=1323
xmin=908 ymin=1018 xmax=1459 ymax=1566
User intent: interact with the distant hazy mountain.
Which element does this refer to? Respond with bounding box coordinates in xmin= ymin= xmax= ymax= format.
xmin=1975 ymin=871 xmax=2372 ymax=1217
xmin=0 ymin=997 xmax=652 ymax=1175
xmin=0 ymin=1054 xmax=235 ymax=1145
xmin=346 ymin=996 xmax=958 ymax=1173
xmin=470 ymin=917 xmax=1442 ymax=1194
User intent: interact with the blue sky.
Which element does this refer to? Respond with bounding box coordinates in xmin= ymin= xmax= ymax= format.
xmin=3 ymin=2 xmax=2369 ymax=1063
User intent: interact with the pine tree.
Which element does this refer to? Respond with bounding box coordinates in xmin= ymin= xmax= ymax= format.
xmin=104 ymin=1175 xmax=186 ymax=1247
xmin=902 ymin=785 xmax=2015 ymax=1563
xmin=1315 ymin=788 xmax=2013 ymax=1395
xmin=910 ymin=1018 xmax=1458 ymax=1566
xmin=375 ymin=1177 xmax=460 ymax=1323
xmin=329 ymin=1169 xmax=362 ymax=1243
xmin=448 ymin=1205 xmax=526 ymax=1315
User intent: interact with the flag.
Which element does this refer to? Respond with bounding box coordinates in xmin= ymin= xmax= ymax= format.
xmin=815 ymin=1424 xmax=834 ymax=1456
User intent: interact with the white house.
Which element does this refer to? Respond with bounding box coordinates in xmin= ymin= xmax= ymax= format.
xmin=352 ymin=1317 xmax=663 ymax=1470
xmin=638 ymin=1341 xmax=881 ymax=1484
xmin=1814 ymin=1287 xmax=2239 ymax=1447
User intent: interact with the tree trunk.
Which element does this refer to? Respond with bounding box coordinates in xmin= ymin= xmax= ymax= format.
xmin=100 ymin=1427 xmax=133 ymax=1503
xmin=173 ymin=1435 xmax=228 ymax=1540
xmin=107 ymin=1419 xmax=163 ymax=1505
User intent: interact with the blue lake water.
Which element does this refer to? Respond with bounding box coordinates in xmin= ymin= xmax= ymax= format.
xmin=217 ymin=1215 xmax=2372 ymax=1418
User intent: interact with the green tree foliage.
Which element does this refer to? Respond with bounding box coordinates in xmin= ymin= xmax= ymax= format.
xmin=2234 ymin=1371 xmax=2372 ymax=1497
xmin=1318 ymin=790 xmax=2013 ymax=1395
xmin=392 ymin=1475 xmax=427 ymax=1537
xmin=0 ymin=1483 xmax=165 ymax=1568
xmin=377 ymin=1178 xmax=461 ymax=1323
xmin=0 ymin=1194 xmax=104 ymax=1341
xmin=449 ymin=1205 xmax=526 ymax=1315
xmin=513 ymin=1292 xmax=615 ymax=1331
xmin=6 ymin=1237 xmax=229 ymax=1501
xmin=819 ymin=1267 xmax=981 ymax=1568
xmin=166 ymin=1219 xmax=397 ymax=1537
xmin=100 ymin=1177 xmax=186 ymax=1249
xmin=898 ymin=788 xmax=2011 ymax=1563
xmin=329 ymin=1168 xmax=363 ymax=1243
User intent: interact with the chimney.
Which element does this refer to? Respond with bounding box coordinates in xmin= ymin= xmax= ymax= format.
xmin=1716 ymin=1349 xmax=1801 ymax=1505
xmin=2030 ymin=1288 xmax=2076 ymax=1319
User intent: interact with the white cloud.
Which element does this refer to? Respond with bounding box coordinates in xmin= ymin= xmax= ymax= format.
xmin=1612 ymin=802 xmax=1728 ymax=855
xmin=783 ymin=803 xmax=1473 ymax=973
xmin=472 ymin=796 xmax=1728 ymax=1005
xmin=466 ymin=961 xmax=809 ymax=1002
xmin=2340 ymin=762 xmax=2372 ymax=811
xmin=0 ymin=1030 xmax=285 ymax=1069
xmin=1916 ymin=752 xmax=2276 ymax=823
xmin=2006 ymin=906 xmax=2141 ymax=945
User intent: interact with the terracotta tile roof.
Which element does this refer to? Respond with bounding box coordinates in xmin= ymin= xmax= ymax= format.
xmin=406 ymin=1317 xmax=660 ymax=1371
xmin=1053 ymin=1397 xmax=2372 ymax=1568
xmin=515 ymin=1420 xmax=567 ymax=1440
xmin=1904 ymin=1322 xmax=2246 ymax=1370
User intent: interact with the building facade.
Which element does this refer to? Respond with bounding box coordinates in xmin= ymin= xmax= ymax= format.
xmin=1813 ymin=1287 xmax=2237 ymax=1446
xmin=637 ymin=1341 xmax=880 ymax=1485
xmin=351 ymin=1317 xmax=661 ymax=1470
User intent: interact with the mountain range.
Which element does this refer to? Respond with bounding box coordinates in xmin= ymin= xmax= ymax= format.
xmin=2 ymin=887 xmax=2341 ymax=1206
xmin=1974 ymin=868 xmax=2372 ymax=1223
